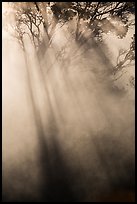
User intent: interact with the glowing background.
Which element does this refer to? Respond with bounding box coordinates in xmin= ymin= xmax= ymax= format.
xmin=2 ymin=2 xmax=135 ymax=202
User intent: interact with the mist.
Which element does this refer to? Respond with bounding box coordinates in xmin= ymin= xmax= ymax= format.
xmin=2 ymin=2 xmax=135 ymax=202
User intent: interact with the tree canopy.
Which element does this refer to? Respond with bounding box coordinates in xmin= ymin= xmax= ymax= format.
xmin=4 ymin=2 xmax=135 ymax=87
xmin=7 ymin=2 xmax=134 ymax=46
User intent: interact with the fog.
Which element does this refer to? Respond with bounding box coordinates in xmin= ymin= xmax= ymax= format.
xmin=2 ymin=3 xmax=135 ymax=202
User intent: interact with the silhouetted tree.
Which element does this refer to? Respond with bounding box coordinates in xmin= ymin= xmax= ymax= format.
xmin=113 ymin=34 xmax=135 ymax=84
xmin=8 ymin=2 xmax=135 ymax=48
xmin=4 ymin=2 xmax=135 ymax=86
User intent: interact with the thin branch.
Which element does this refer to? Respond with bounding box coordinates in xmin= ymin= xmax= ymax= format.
xmin=113 ymin=70 xmax=127 ymax=81
xmin=93 ymin=3 xmax=124 ymax=19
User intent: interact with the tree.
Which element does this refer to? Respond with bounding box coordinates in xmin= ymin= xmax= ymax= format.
xmin=112 ymin=34 xmax=135 ymax=87
xmin=114 ymin=34 xmax=135 ymax=74
xmin=50 ymin=2 xmax=135 ymax=41
xmin=4 ymin=2 xmax=135 ymax=87
xmin=9 ymin=2 xmax=135 ymax=50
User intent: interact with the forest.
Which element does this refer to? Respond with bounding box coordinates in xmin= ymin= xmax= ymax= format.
xmin=2 ymin=2 xmax=135 ymax=202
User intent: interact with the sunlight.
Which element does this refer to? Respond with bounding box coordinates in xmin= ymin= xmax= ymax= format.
xmin=2 ymin=2 xmax=135 ymax=202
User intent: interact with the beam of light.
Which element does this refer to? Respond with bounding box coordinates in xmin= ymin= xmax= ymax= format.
xmin=2 ymin=2 xmax=135 ymax=202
